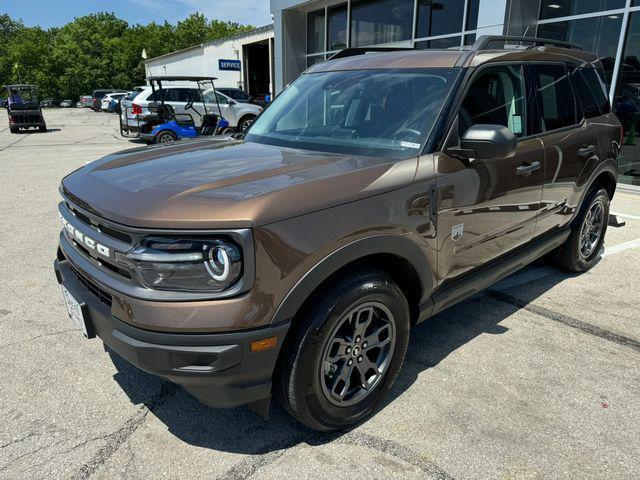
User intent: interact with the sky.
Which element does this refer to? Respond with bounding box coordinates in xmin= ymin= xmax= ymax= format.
xmin=1 ymin=0 xmax=272 ymax=29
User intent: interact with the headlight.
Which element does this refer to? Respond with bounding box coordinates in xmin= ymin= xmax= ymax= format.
xmin=123 ymin=237 xmax=243 ymax=292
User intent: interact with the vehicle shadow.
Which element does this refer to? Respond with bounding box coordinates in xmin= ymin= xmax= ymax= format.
xmin=107 ymin=260 xmax=577 ymax=454
xmin=8 ymin=128 xmax=62 ymax=134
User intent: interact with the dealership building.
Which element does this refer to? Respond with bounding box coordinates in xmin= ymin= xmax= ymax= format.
xmin=145 ymin=25 xmax=274 ymax=100
xmin=147 ymin=0 xmax=640 ymax=187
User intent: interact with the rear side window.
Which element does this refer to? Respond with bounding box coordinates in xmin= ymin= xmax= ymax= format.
xmin=581 ymin=68 xmax=610 ymax=115
xmin=459 ymin=64 xmax=527 ymax=138
xmin=224 ymin=89 xmax=250 ymax=101
xmin=531 ymin=64 xmax=577 ymax=132
xmin=571 ymin=68 xmax=600 ymax=118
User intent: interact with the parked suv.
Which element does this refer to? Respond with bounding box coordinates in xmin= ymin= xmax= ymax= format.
xmin=54 ymin=37 xmax=620 ymax=431
xmin=120 ymin=85 xmax=262 ymax=134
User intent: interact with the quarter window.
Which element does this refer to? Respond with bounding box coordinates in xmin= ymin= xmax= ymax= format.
xmin=459 ymin=65 xmax=527 ymax=138
xmin=580 ymin=68 xmax=610 ymax=115
xmin=532 ymin=64 xmax=577 ymax=132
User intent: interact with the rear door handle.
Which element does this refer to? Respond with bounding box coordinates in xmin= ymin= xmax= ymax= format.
xmin=578 ymin=144 xmax=596 ymax=158
xmin=516 ymin=161 xmax=541 ymax=177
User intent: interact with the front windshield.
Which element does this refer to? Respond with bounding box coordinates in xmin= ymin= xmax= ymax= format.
xmin=245 ymin=68 xmax=460 ymax=158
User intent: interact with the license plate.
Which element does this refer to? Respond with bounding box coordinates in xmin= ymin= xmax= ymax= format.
xmin=61 ymin=285 xmax=91 ymax=338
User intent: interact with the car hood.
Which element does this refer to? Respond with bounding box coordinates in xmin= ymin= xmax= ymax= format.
xmin=61 ymin=138 xmax=418 ymax=229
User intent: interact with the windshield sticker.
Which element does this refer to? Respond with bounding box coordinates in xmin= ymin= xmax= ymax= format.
xmin=400 ymin=141 xmax=421 ymax=149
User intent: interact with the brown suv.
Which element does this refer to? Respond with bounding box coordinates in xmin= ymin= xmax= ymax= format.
xmin=54 ymin=36 xmax=621 ymax=431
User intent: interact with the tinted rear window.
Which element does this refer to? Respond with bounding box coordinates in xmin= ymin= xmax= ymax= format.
xmin=581 ymin=68 xmax=610 ymax=114
xmin=532 ymin=64 xmax=577 ymax=132
xmin=571 ymin=67 xmax=610 ymax=118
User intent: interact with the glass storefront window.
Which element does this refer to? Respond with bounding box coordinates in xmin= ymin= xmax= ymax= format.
xmin=416 ymin=0 xmax=465 ymax=39
xmin=328 ymin=4 xmax=348 ymax=51
xmin=350 ymin=0 xmax=414 ymax=47
xmin=466 ymin=0 xmax=480 ymax=30
xmin=537 ymin=15 xmax=622 ymax=86
xmin=415 ymin=36 xmax=462 ymax=49
xmin=307 ymin=9 xmax=325 ymax=54
xmin=539 ymin=0 xmax=625 ymax=21
xmin=614 ymin=11 xmax=640 ymax=186
xmin=306 ymin=54 xmax=326 ymax=68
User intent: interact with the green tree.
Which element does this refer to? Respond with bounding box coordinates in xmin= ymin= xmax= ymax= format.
xmin=0 ymin=12 xmax=255 ymax=100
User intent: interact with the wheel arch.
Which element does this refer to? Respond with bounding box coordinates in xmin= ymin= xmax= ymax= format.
xmin=237 ymin=113 xmax=256 ymax=128
xmin=576 ymin=159 xmax=617 ymax=216
xmin=590 ymin=168 xmax=617 ymax=200
xmin=271 ymin=235 xmax=434 ymax=328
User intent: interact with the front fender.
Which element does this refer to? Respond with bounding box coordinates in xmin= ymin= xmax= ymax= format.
xmin=270 ymin=234 xmax=435 ymax=325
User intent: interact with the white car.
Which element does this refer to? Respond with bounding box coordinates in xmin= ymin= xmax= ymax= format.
xmin=101 ymin=93 xmax=126 ymax=112
xmin=120 ymin=85 xmax=262 ymax=134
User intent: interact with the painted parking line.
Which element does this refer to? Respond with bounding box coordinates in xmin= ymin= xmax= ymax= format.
xmin=611 ymin=211 xmax=640 ymax=221
xmin=494 ymin=236 xmax=640 ymax=290
xmin=602 ymin=238 xmax=640 ymax=257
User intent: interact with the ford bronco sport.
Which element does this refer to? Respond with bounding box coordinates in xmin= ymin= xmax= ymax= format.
xmin=54 ymin=36 xmax=621 ymax=431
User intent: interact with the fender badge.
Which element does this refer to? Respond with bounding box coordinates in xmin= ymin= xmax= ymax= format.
xmin=452 ymin=223 xmax=464 ymax=241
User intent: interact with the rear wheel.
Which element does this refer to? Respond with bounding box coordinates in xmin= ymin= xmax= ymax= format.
xmin=155 ymin=130 xmax=177 ymax=144
xmin=39 ymin=125 xmax=47 ymax=132
xmin=9 ymin=125 xmax=19 ymax=134
xmin=276 ymin=269 xmax=410 ymax=431
xmin=238 ymin=115 xmax=255 ymax=132
xmin=553 ymin=187 xmax=610 ymax=272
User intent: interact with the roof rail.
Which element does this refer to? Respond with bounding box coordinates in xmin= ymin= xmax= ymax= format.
xmin=328 ymin=47 xmax=414 ymax=60
xmin=473 ymin=35 xmax=583 ymax=51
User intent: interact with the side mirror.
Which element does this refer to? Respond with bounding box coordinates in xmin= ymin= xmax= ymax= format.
xmin=447 ymin=124 xmax=517 ymax=160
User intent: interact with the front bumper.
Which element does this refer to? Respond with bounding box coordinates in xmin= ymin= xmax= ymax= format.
xmin=54 ymin=257 xmax=290 ymax=409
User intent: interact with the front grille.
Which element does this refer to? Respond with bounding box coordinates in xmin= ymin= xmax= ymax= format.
xmin=68 ymin=204 xmax=133 ymax=244
xmin=70 ymin=264 xmax=113 ymax=308
xmin=73 ymin=241 xmax=131 ymax=279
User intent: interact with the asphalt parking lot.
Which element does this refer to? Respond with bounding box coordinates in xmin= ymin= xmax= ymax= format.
xmin=1 ymin=108 xmax=639 ymax=479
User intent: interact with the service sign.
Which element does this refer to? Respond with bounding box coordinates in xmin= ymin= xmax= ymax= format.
xmin=219 ymin=59 xmax=241 ymax=71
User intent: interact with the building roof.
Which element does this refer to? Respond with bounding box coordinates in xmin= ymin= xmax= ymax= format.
xmin=145 ymin=24 xmax=274 ymax=64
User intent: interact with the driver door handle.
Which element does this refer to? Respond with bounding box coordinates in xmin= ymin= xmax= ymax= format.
xmin=516 ymin=161 xmax=541 ymax=177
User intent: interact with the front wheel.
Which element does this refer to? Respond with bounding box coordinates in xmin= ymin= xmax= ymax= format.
xmin=276 ymin=269 xmax=410 ymax=431
xmin=553 ymin=187 xmax=610 ymax=272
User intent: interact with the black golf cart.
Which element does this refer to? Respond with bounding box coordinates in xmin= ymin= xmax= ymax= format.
xmin=4 ymin=84 xmax=47 ymax=133
xmin=120 ymin=76 xmax=228 ymax=144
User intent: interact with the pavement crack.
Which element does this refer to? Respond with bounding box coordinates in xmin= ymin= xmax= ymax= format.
xmin=69 ymin=382 xmax=178 ymax=480
xmin=338 ymin=431 xmax=455 ymax=479
xmin=216 ymin=429 xmax=455 ymax=480
xmin=486 ymin=289 xmax=640 ymax=353
xmin=0 ymin=432 xmax=41 ymax=449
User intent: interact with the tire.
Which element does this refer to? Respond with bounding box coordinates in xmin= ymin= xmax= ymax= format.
xmin=553 ymin=187 xmax=610 ymax=272
xmin=276 ymin=269 xmax=410 ymax=431
xmin=238 ymin=115 xmax=255 ymax=132
xmin=39 ymin=125 xmax=47 ymax=132
xmin=155 ymin=130 xmax=177 ymax=144
xmin=10 ymin=125 xmax=19 ymax=134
